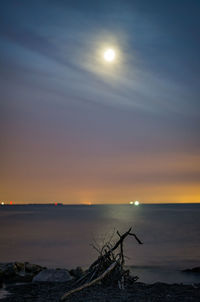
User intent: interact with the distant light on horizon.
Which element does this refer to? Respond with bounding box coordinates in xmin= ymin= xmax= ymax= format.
xmin=130 ymin=200 xmax=140 ymax=206
xmin=129 ymin=200 xmax=140 ymax=206
xmin=1 ymin=202 xmax=5 ymax=206
xmin=80 ymin=201 xmax=92 ymax=205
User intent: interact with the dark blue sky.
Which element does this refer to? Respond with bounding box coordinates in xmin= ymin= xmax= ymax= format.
xmin=1 ymin=0 xmax=200 ymax=203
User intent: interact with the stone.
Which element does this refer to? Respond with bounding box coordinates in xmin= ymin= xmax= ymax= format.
xmin=14 ymin=262 xmax=25 ymax=272
xmin=69 ymin=266 xmax=84 ymax=279
xmin=0 ymin=275 xmax=3 ymax=288
xmin=0 ymin=262 xmax=46 ymax=283
xmin=0 ymin=263 xmax=17 ymax=278
xmin=182 ymin=267 xmax=200 ymax=273
xmin=33 ymin=269 xmax=73 ymax=282
xmin=24 ymin=262 xmax=44 ymax=274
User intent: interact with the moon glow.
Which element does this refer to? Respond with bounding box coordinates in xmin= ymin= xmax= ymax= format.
xmin=103 ymin=49 xmax=115 ymax=62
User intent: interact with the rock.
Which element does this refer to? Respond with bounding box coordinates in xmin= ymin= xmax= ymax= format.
xmin=24 ymin=262 xmax=44 ymax=274
xmin=33 ymin=269 xmax=73 ymax=282
xmin=69 ymin=266 xmax=84 ymax=279
xmin=0 ymin=262 xmax=46 ymax=283
xmin=14 ymin=262 xmax=25 ymax=272
xmin=0 ymin=269 xmax=4 ymax=286
xmin=0 ymin=263 xmax=17 ymax=278
xmin=182 ymin=267 xmax=200 ymax=273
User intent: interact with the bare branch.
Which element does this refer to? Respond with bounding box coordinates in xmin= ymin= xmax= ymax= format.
xmin=60 ymin=227 xmax=142 ymax=300
xmin=129 ymin=233 xmax=143 ymax=245
xmin=61 ymin=260 xmax=118 ymax=301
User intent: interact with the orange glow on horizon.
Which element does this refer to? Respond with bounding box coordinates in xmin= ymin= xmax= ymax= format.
xmin=81 ymin=201 xmax=92 ymax=205
xmin=1 ymin=151 xmax=199 ymax=204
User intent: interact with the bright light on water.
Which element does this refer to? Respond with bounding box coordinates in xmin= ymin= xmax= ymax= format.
xmin=1 ymin=202 xmax=5 ymax=206
xmin=129 ymin=201 xmax=134 ymax=205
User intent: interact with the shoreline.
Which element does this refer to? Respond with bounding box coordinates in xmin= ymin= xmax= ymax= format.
xmin=0 ymin=262 xmax=200 ymax=301
xmin=1 ymin=280 xmax=200 ymax=302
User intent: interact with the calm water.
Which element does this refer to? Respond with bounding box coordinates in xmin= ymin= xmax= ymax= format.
xmin=0 ymin=204 xmax=200 ymax=284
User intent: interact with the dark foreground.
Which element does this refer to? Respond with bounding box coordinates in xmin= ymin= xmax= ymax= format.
xmin=1 ymin=281 xmax=200 ymax=302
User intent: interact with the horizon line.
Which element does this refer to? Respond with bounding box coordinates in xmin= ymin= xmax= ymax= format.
xmin=1 ymin=202 xmax=200 ymax=206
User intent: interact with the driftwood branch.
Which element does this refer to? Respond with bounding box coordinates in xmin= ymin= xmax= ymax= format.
xmin=89 ymin=227 xmax=142 ymax=270
xmin=60 ymin=227 xmax=143 ymax=301
xmin=61 ymin=260 xmax=118 ymax=301
xmin=129 ymin=233 xmax=143 ymax=245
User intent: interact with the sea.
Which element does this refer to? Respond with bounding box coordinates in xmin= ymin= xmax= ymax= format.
xmin=0 ymin=204 xmax=200 ymax=284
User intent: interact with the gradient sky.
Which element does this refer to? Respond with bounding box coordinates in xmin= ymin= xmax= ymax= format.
xmin=0 ymin=0 xmax=200 ymax=204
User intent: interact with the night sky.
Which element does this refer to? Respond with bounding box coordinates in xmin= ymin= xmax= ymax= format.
xmin=1 ymin=0 xmax=200 ymax=204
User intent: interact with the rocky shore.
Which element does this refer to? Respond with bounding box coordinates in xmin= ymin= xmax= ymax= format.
xmin=0 ymin=262 xmax=200 ymax=302
xmin=1 ymin=280 xmax=200 ymax=302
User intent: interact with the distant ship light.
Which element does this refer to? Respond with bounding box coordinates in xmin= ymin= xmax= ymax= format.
xmin=134 ymin=201 xmax=140 ymax=206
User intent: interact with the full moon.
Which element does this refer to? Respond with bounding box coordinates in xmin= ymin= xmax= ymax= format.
xmin=103 ymin=49 xmax=115 ymax=62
